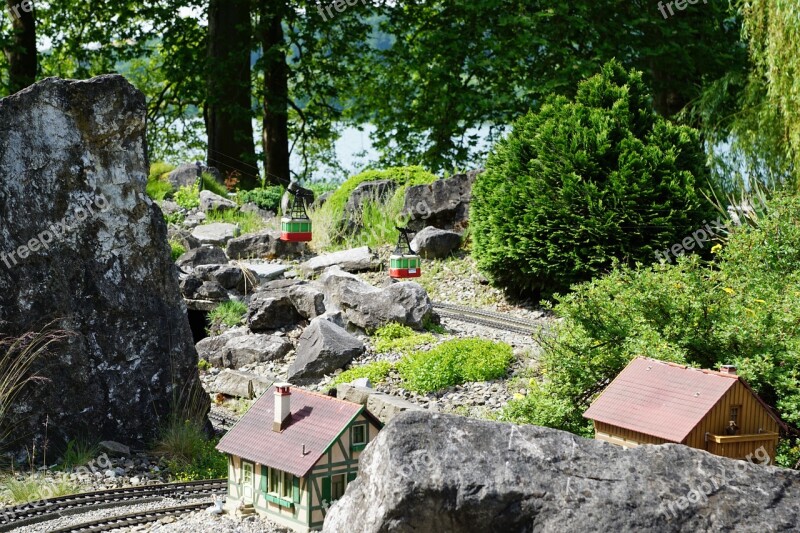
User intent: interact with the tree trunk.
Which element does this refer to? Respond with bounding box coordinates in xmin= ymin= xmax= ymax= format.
xmin=4 ymin=0 xmax=37 ymax=94
xmin=207 ymin=0 xmax=258 ymax=190
xmin=259 ymin=0 xmax=290 ymax=186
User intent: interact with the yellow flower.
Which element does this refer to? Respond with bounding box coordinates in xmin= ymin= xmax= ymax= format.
xmin=513 ymin=393 xmax=526 ymax=400
xmin=745 ymin=308 xmax=755 ymax=316
xmin=711 ymin=244 xmax=723 ymax=254
xmin=723 ymin=287 xmax=736 ymax=295
xmin=754 ymin=299 xmax=766 ymax=305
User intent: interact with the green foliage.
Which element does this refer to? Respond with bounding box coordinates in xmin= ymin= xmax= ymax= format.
xmin=1 ymin=475 xmax=78 ymax=503
xmin=372 ymin=323 xmax=435 ymax=354
xmin=397 ymin=339 xmax=514 ymax=393
xmin=164 ymin=212 xmax=185 ymax=226
xmin=58 ymin=439 xmax=99 ymax=472
xmin=472 ymin=61 xmax=714 ymax=299
xmin=201 ymin=172 xmax=230 ymax=198
xmin=501 ymin=193 xmax=800 ymax=465
xmin=174 ymin=183 xmax=200 ymax=210
xmin=146 ymin=162 xmax=176 ymax=202
xmin=197 ymin=359 xmax=212 ymax=372
xmin=208 ymin=301 xmax=248 ymax=328
xmin=149 ymin=162 xmax=176 ymax=182
xmin=328 ymin=361 xmax=394 ymax=391
xmin=169 ymin=241 xmax=186 ymax=261
xmin=238 ymin=186 xmax=284 ymax=212
xmin=205 ymin=210 xmax=266 ymax=235
xmin=158 ymin=420 xmax=227 ymax=481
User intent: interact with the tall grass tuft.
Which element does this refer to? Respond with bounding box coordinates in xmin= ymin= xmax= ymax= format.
xmin=2 ymin=475 xmax=78 ymax=503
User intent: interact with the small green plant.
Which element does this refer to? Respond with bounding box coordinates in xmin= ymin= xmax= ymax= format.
xmin=397 ymin=339 xmax=514 ymax=393
xmin=157 ymin=420 xmax=227 ymax=481
xmin=58 ymin=439 xmax=99 ymax=472
xmin=205 ymin=210 xmax=266 ymax=235
xmin=197 ymin=359 xmax=212 ymax=372
xmin=149 ymin=161 xmax=176 ymax=182
xmin=169 ymin=241 xmax=186 ymax=261
xmin=238 ymin=186 xmax=284 ymax=212
xmin=208 ymin=300 xmax=248 ymax=328
xmin=201 ymin=172 xmax=230 ymax=198
xmin=174 ymin=183 xmax=200 ymax=210
xmin=147 ymin=180 xmax=174 ymax=201
xmin=327 ymin=361 xmax=394 ymax=390
xmin=2 ymin=475 xmax=78 ymax=503
xmin=163 ymin=212 xmax=185 ymax=226
xmin=372 ymin=323 xmax=435 ymax=354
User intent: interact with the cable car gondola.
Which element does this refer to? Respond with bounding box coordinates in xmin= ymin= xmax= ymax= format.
xmin=280 ymin=181 xmax=314 ymax=242
xmin=389 ymin=227 xmax=421 ymax=279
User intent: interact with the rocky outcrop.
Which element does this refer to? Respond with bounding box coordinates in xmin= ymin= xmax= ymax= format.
xmin=175 ymin=245 xmax=228 ymax=271
xmin=343 ymin=180 xmax=397 ymax=233
xmin=320 ymin=267 xmax=433 ymax=330
xmin=287 ymin=318 xmax=365 ymax=381
xmin=197 ymin=330 xmax=292 ymax=368
xmin=226 ymin=229 xmax=306 ymax=260
xmin=247 ymin=290 xmax=302 ymax=331
xmin=199 ymin=190 xmax=237 ymax=212
xmin=167 ymin=162 xmax=222 ymax=190
xmin=209 ymin=370 xmax=275 ymax=399
xmin=299 ymin=246 xmax=378 ymax=277
xmin=410 ymin=226 xmax=461 ymax=258
xmin=194 ymin=264 xmax=246 ymax=292
xmin=403 ymin=170 xmax=480 ymax=232
xmin=0 ymin=75 xmax=207 ymax=448
xmin=288 ymin=284 xmax=326 ymax=319
xmin=337 ymin=383 xmax=422 ymax=425
xmin=324 ymin=411 xmax=800 ymax=533
xmin=191 ymin=223 xmax=239 ymax=246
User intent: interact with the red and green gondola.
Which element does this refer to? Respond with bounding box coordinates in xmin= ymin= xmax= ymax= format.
xmin=389 ymin=227 xmax=421 ymax=279
xmin=280 ymin=182 xmax=313 ymax=242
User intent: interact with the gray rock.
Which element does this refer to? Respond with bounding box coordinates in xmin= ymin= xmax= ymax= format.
xmin=410 ymin=226 xmax=461 ymax=259
xmin=288 ymin=284 xmax=326 ymax=319
xmin=336 ymin=383 xmax=374 ymax=406
xmin=199 ymin=190 xmax=237 ymax=213
xmin=366 ymin=393 xmax=422 ymax=425
xmin=239 ymin=202 xmax=275 ymax=220
xmin=238 ymin=263 xmax=290 ymax=284
xmin=299 ymin=246 xmax=377 ymax=276
xmin=195 ymin=281 xmax=228 ymax=300
xmin=167 ymin=162 xmax=223 ymax=190
xmin=288 ymin=318 xmax=365 ymax=381
xmin=0 ymin=75 xmax=206 ymax=447
xmin=192 ymin=223 xmax=240 ymax=247
xmin=403 ymin=170 xmax=481 ymax=232
xmin=320 ymin=267 xmax=433 ymax=330
xmin=226 ymin=229 xmax=306 ymax=260
xmin=175 ymin=245 xmax=228 ymax=271
xmin=160 ymin=200 xmax=182 ymax=217
xmin=343 ymin=180 xmax=397 ymax=233
xmin=167 ymin=227 xmax=200 ymax=251
xmin=351 ymin=377 xmax=372 ymax=388
xmin=247 ymin=291 xmax=302 ymax=331
xmin=209 ymin=370 xmax=275 ymax=399
xmin=324 ymin=411 xmax=800 ymax=533
xmin=195 ymin=264 xmax=246 ymax=291
xmin=98 ymin=441 xmax=130 ymax=457
xmin=199 ymin=331 xmax=292 ymax=368
xmin=179 ymin=276 xmax=203 ymax=299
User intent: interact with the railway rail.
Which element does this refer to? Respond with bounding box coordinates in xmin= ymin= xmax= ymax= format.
xmin=0 ymin=478 xmax=225 ymax=532
xmin=208 ymin=406 xmax=239 ymax=428
xmin=49 ymin=502 xmax=209 ymax=533
xmin=432 ymin=302 xmax=543 ymax=335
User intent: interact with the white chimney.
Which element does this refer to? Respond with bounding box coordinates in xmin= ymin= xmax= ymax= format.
xmin=719 ymin=365 xmax=737 ymax=375
xmin=273 ymin=383 xmax=291 ymax=432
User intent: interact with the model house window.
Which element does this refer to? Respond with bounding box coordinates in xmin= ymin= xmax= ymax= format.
xmin=332 ymin=474 xmax=345 ymax=500
xmin=269 ymin=467 xmax=280 ymax=494
xmin=282 ymin=472 xmax=293 ymax=499
xmin=352 ymin=424 xmax=366 ymax=445
xmin=243 ymin=463 xmax=253 ymax=484
xmin=730 ymin=405 xmax=740 ymax=423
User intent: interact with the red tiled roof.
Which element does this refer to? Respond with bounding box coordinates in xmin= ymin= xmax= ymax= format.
xmin=216 ymin=386 xmax=364 ymax=477
xmin=583 ymin=357 xmax=739 ymax=442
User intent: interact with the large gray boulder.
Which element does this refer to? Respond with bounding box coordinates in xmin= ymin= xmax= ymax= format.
xmin=324 ymin=411 xmax=800 ymax=533
xmin=0 ymin=75 xmax=207 ymax=448
xmin=199 ymin=190 xmax=237 ymax=213
xmin=410 ymin=226 xmax=461 ymax=259
xmin=403 ymin=170 xmax=480 ymax=232
xmin=320 ymin=267 xmax=433 ymax=330
xmin=167 ymin=162 xmax=223 ymax=190
xmin=336 ymin=383 xmax=422 ymax=425
xmin=197 ymin=330 xmax=292 ymax=368
xmin=288 ymin=318 xmax=365 ymax=381
xmin=247 ymin=290 xmax=303 ymax=331
xmin=226 ymin=229 xmax=306 ymax=260
xmin=288 ymin=284 xmax=326 ymax=319
xmin=299 ymin=246 xmax=378 ymax=277
xmin=195 ymin=264 xmax=246 ymax=291
xmin=342 ymin=180 xmax=397 ymax=233
xmin=175 ymin=245 xmax=228 ymax=271
xmin=192 ymin=222 xmax=239 ymax=247
xmin=209 ymin=369 xmax=276 ymax=399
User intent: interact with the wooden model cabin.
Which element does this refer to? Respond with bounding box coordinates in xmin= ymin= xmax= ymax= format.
xmin=216 ymin=383 xmax=382 ymax=532
xmin=583 ymin=357 xmax=785 ymax=460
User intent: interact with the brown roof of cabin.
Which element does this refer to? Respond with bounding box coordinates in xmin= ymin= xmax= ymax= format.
xmin=216 ymin=385 xmax=368 ymax=477
xmin=583 ymin=357 xmax=752 ymax=442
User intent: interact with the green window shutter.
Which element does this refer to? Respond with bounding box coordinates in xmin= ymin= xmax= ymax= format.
xmin=347 ymin=472 xmax=356 ymax=483
xmin=260 ymin=466 xmax=268 ymax=492
xmin=293 ymin=476 xmax=301 ymax=503
xmin=321 ymin=477 xmax=331 ymax=504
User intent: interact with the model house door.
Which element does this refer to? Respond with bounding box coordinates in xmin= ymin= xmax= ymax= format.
xmin=242 ymin=462 xmax=254 ymax=504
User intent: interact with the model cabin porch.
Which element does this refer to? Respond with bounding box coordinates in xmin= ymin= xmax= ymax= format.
xmin=584 ymin=358 xmax=784 ymax=461
xmin=216 ymin=383 xmax=382 ymax=532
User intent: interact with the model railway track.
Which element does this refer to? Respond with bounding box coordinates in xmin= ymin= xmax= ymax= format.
xmin=49 ymin=502 xmax=208 ymax=533
xmin=0 ymin=479 xmax=225 ymax=532
xmin=208 ymin=406 xmax=239 ymax=428
xmin=432 ymin=302 xmax=542 ymax=335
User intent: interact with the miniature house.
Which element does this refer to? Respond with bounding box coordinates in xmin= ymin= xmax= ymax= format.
xmin=216 ymin=383 xmax=382 ymax=532
xmin=583 ymin=357 xmax=785 ymax=460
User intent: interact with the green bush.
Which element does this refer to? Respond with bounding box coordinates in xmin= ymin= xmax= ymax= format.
xmin=169 ymin=241 xmax=186 ymax=261
xmin=327 ymin=361 xmax=394 ymax=391
xmin=147 ymin=180 xmax=174 ymax=202
xmin=397 ymin=339 xmax=514 ymax=393
xmin=174 ymin=183 xmax=200 ymax=210
xmin=59 ymin=439 xmax=99 ymax=472
xmin=157 ymin=420 xmax=227 ymax=481
xmin=500 ymin=193 xmax=800 ymax=466
xmin=208 ymin=300 xmax=248 ymax=328
xmin=149 ymin=161 xmax=176 ymax=182
xmin=1 ymin=476 xmax=78 ymax=503
xmin=471 ymin=60 xmax=714 ymax=300
xmin=205 ymin=210 xmax=265 ymax=235
xmin=201 ymin=172 xmax=230 ymax=198
xmin=372 ymin=323 xmax=435 ymax=354
xmin=238 ymin=186 xmax=284 ymax=212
